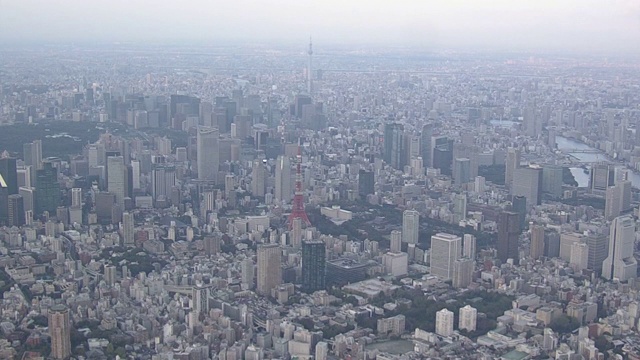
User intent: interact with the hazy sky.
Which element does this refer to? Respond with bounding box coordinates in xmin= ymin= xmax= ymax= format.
xmin=1 ymin=0 xmax=640 ymax=53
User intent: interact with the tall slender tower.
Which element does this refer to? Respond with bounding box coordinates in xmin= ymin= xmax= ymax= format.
xmin=287 ymin=144 xmax=311 ymax=228
xmin=307 ymin=37 xmax=313 ymax=96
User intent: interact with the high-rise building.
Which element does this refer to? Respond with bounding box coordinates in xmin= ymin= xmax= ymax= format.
xmin=602 ymin=215 xmax=637 ymax=281
xmin=170 ymin=94 xmax=200 ymax=119
xmin=294 ymin=95 xmax=312 ymax=118
xmin=586 ymin=234 xmax=608 ymax=275
xmin=498 ymin=211 xmax=521 ymax=263
xmin=0 ymin=174 xmax=7 ymax=226
xmin=530 ymin=224 xmax=545 ymax=260
xmin=453 ymin=258 xmax=474 ymax=288
xmin=559 ymin=232 xmax=584 ymax=261
xmin=23 ymin=140 xmax=42 ymax=171
xmin=511 ymin=195 xmax=527 ymax=231
xmin=17 ymin=166 xmax=31 ymax=188
xmin=315 ymin=341 xmax=329 ymax=360
xmin=570 ymin=242 xmax=589 ymax=273
xmin=197 ymin=126 xmax=219 ymax=183
xmin=383 ymin=251 xmax=409 ymax=277
xmin=358 ymin=169 xmax=375 ymax=198
xmin=511 ymin=166 xmax=543 ymax=208
xmin=122 ymin=212 xmax=134 ymax=247
xmin=463 ymin=234 xmax=476 ymax=259
xmin=590 ymin=164 xmax=615 ymax=194
xmin=71 ymin=188 xmax=82 ymax=207
xmin=7 ymin=194 xmax=25 ymax=227
xmin=459 ymin=305 xmax=477 ymax=332
xmin=453 ymin=193 xmax=467 ymax=221
xmin=542 ymin=165 xmax=563 ymax=198
xmin=104 ymin=264 xmax=117 ymax=286
xmin=453 ymin=158 xmax=471 ymax=185
xmin=402 ymin=210 xmax=419 ymax=244
xmin=524 ymin=106 xmax=541 ymax=137
xmin=107 ymin=156 xmax=126 ymax=209
xmin=474 ymin=176 xmax=486 ymax=193
xmin=19 ymin=187 xmax=34 ymax=214
xmin=605 ymin=180 xmax=631 ymax=220
xmin=545 ymin=232 xmax=561 ymax=258
xmin=432 ymin=138 xmax=453 ymax=175
xmin=384 ymin=123 xmax=405 ymax=169
xmin=604 ymin=185 xmax=620 ymax=219
xmin=618 ymin=179 xmax=632 ymax=213
xmin=204 ymin=235 xmax=221 ymax=256
xmin=49 ymin=305 xmax=71 ymax=360
xmin=291 ymin=217 xmax=303 ymax=248
xmin=35 ymin=160 xmax=59 ymax=215
xmin=192 ymin=284 xmax=213 ymax=316
xmin=421 ymin=123 xmax=434 ymax=168
xmin=390 ymin=230 xmax=402 ymax=253
xmin=430 ymin=233 xmax=462 ymax=280
xmin=241 ymin=258 xmax=254 ymax=290
xmin=0 ymin=157 xmax=18 ymax=195
xmin=505 ymin=147 xmax=520 ymax=188
xmin=302 ymin=240 xmax=326 ymax=293
xmin=275 ymin=155 xmax=292 ymax=203
xmin=251 ymin=159 xmax=266 ymax=197
xmin=151 ymin=165 xmax=176 ymax=202
xmin=435 ymin=308 xmax=454 ymax=337
xmin=257 ymin=244 xmax=282 ymax=296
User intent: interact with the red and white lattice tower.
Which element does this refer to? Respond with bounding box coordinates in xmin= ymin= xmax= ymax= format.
xmin=287 ymin=143 xmax=311 ymax=229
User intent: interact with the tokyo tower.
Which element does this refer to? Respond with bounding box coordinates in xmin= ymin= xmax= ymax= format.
xmin=287 ymin=143 xmax=311 ymax=228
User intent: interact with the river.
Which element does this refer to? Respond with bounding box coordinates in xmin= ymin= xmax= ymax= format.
xmin=556 ymin=136 xmax=640 ymax=189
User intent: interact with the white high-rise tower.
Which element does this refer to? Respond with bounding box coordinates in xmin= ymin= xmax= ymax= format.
xmin=430 ymin=233 xmax=462 ymax=280
xmin=307 ymin=37 xmax=313 ymax=95
xmin=435 ymin=308 xmax=454 ymax=337
xmin=603 ymin=215 xmax=637 ymax=281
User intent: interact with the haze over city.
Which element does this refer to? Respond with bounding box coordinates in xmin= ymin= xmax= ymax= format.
xmin=1 ymin=0 xmax=640 ymax=53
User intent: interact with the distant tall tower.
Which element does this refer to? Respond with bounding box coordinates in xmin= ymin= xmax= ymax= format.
xmin=307 ymin=37 xmax=313 ymax=95
xmin=49 ymin=305 xmax=71 ymax=360
xmin=287 ymin=144 xmax=311 ymax=228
